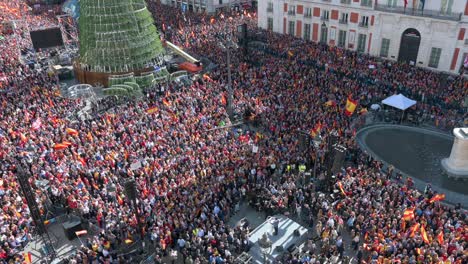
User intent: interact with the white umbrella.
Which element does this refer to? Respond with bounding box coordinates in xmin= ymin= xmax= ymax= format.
xmin=370 ymin=104 xmax=380 ymax=110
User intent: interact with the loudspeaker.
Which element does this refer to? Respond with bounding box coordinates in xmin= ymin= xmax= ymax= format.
xmin=62 ymin=218 xmax=83 ymax=240
xmin=124 ymin=180 xmax=137 ymax=201
xmin=330 ymin=145 xmax=346 ymax=174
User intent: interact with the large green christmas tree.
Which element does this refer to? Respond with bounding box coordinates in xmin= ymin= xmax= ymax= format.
xmin=78 ymin=0 xmax=164 ymax=73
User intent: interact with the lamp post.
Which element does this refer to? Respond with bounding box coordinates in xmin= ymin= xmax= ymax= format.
xmin=217 ymin=32 xmax=238 ymax=119
xmin=258 ymin=233 xmax=272 ymax=264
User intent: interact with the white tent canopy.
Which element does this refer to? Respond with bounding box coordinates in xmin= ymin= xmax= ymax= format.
xmin=381 ymin=94 xmax=416 ymax=110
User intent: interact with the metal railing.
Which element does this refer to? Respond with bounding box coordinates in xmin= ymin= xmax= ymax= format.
xmin=304 ymin=13 xmax=312 ymax=18
xmin=321 ymin=16 xmax=329 ymax=21
xmin=288 ymin=11 xmax=296 ymax=16
xmin=359 ymin=22 xmax=369 ymax=28
xmin=339 ymin=19 xmax=348 ymax=24
xmin=375 ymin=4 xmax=462 ymax=21
xmin=341 ymin=0 xmax=351 ymax=4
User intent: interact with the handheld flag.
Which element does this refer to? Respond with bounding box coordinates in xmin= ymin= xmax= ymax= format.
xmin=66 ymin=128 xmax=79 ymax=136
xmin=146 ymin=106 xmax=159 ymax=114
xmin=53 ymin=143 xmax=69 ymax=151
xmin=409 ymin=223 xmax=420 ymax=238
xmin=437 ymin=230 xmax=444 ymax=245
xmin=402 ymin=208 xmax=415 ymax=221
xmin=420 ymin=225 xmax=430 ymax=244
xmin=310 ymin=123 xmax=322 ymax=138
xmin=337 ymin=181 xmax=347 ymax=196
xmin=220 ymin=94 xmax=227 ymax=106
xmin=162 ymin=98 xmax=171 ymax=107
xmin=429 ymin=193 xmax=445 ymax=203
xmin=24 ymin=252 xmax=32 ymax=264
xmin=344 ymin=97 xmax=357 ymax=116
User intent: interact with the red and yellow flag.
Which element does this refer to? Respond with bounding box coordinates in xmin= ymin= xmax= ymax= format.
xmin=162 ymin=98 xmax=171 ymax=107
xmin=24 ymin=252 xmax=32 ymax=263
xmin=420 ymin=225 xmax=430 ymax=244
xmin=402 ymin=208 xmax=415 ymax=221
xmin=429 ymin=193 xmax=445 ymax=203
xmin=146 ymin=106 xmax=159 ymax=114
xmin=324 ymin=100 xmax=337 ymax=107
xmin=310 ymin=122 xmax=322 ymax=138
xmin=66 ymin=128 xmax=79 ymax=136
xmin=437 ymin=230 xmax=444 ymax=245
xmin=344 ymin=97 xmax=358 ymax=116
xmin=87 ymin=132 xmax=93 ymax=142
xmin=220 ymin=94 xmax=227 ymax=106
xmin=337 ymin=181 xmax=347 ymax=196
xmin=409 ymin=223 xmax=420 ymax=238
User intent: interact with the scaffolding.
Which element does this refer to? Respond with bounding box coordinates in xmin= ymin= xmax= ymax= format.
xmin=78 ymin=0 xmax=164 ymax=73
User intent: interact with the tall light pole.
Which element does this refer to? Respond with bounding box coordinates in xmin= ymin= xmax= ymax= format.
xmin=218 ymin=32 xmax=237 ymax=118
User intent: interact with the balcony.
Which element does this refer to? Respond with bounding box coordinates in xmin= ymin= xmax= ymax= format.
xmin=288 ymin=11 xmax=296 ymax=16
xmin=304 ymin=13 xmax=312 ymax=18
xmin=340 ymin=0 xmax=351 ymax=4
xmin=339 ymin=19 xmax=348 ymax=24
xmin=359 ymin=22 xmax=368 ymax=28
xmin=267 ymin=8 xmax=273 ymax=13
xmin=321 ymin=16 xmax=329 ymax=21
xmin=375 ymin=4 xmax=462 ymax=21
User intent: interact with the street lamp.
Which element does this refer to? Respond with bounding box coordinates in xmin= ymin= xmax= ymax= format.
xmin=258 ymin=233 xmax=272 ymax=264
xmin=217 ymin=33 xmax=238 ymax=118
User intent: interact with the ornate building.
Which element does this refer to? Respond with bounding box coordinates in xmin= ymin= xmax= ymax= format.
xmin=258 ymin=0 xmax=468 ymax=73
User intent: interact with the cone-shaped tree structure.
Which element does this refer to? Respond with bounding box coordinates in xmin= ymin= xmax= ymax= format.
xmin=78 ymin=0 xmax=164 ymax=73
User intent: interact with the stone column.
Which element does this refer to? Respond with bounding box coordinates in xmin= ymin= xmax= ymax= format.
xmin=441 ymin=128 xmax=468 ymax=180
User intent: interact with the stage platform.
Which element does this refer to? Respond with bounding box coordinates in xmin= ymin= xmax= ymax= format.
xmin=247 ymin=215 xmax=308 ymax=264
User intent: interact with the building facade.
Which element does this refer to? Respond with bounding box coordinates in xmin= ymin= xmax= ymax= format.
xmin=160 ymin=0 xmax=254 ymax=14
xmin=258 ymin=0 xmax=468 ymax=74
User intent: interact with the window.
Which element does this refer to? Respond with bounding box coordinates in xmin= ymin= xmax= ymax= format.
xmin=360 ymin=16 xmax=369 ymax=27
xmin=386 ymin=0 xmax=397 ymax=7
xmin=361 ymin=0 xmax=373 ymax=7
xmin=288 ymin=5 xmax=296 ymax=15
xmin=219 ymin=0 xmax=222 ymax=5
xmin=321 ymin=10 xmax=329 ymax=20
xmin=380 ymin=38 xmax=390 ymax=57
xmin=267 ymin=2 xmax=273 ymax=12
xmin=340 ymin=0 xmax=351 ymax=4
xmin=338 ymin=30 xmax=347 ymax=47
xmin=340 ymin=13 xmax=348 ymax=24
xmin=304 ymin=24 xmax=311 ymax=40
xmin=440 ymin=0 xmax=454 ymax=14
xmin=320 ymin=26 xmax=328 ymax=43
xmin=288 ymin=21 xmax=295 ymax=35
xmin=267 ymin=17 xmax=273 ymax=31
xmin=304 ymin=7 xmax=312 ymax=17
xmin=428 ymin=47 xmax=442 ymax=68
xmin=357 ymin=34 xmax=367 ymax=52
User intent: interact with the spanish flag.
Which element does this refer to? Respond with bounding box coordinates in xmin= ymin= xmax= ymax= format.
xmin=20 ymin=133 xmax=28 ymax=143
xmin=24 ymin=252 xmax=32 ymax=264
xmin=61 ymin=141 xmax=72 ymax=147
xmin=415 ymin=248 xmax=422 ymax=255
xmin=287 ymin=50 xmax=294 ymax=58
xmin=344 ymin=97 xmax=358 ymax=116
xmin=146 ymin=106 xmax=159 ymax=114
xmin=66 ymin=128 xmax=79 ymax=136
xmin=53 ymin=143 xmax=69 ymax=151
xmin=429 ymin=193 xmax=445 ymax=203
xmin=420 ymin=225 xmax=430 ymax=244
xmin=337 ymin=181 xmax=347 ymax=196
xmin=437 ymin=230 xmax=444 ymax=245
xmin=409 ymin=223 xmax=420 ymax=238
xmin=162 ymin=98 xmax=171 ymax=107
xmin=402 ymin=208 xmax=415 ymax=221
xmin=310 ymin=122 xmax=322 ymax=138
xmin=87 ymin=132 xmax=93 ymax=142
xmin=220 ymin=94 xmax=227 ymax=106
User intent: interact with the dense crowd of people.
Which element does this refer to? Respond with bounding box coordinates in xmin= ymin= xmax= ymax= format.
xmin=1 ymin=0 xmax=467 ymax=263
